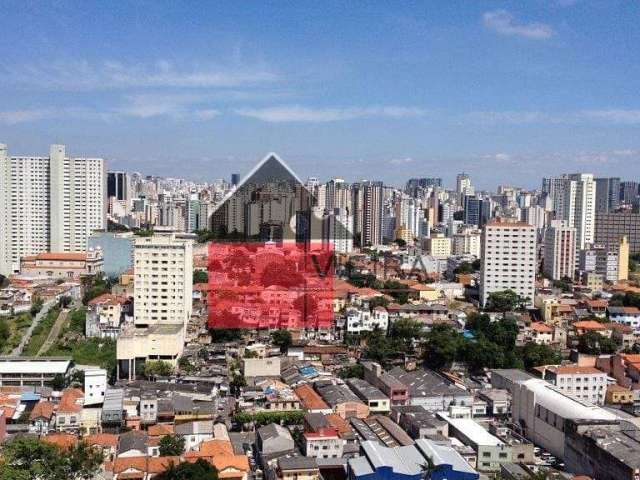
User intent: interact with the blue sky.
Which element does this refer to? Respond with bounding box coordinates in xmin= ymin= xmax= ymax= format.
xmin=1 ymin=0 xmax=639 ymax=189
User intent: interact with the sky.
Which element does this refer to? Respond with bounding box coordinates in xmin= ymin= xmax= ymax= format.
xmin=1 ymin=0 xmax=639 ymax=190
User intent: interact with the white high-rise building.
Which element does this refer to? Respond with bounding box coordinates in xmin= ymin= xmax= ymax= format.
xmin=0 ymin=144 xmax=106 ymax=275
xmin=133 ymin=231 xmax=193 ymax=329
xmin=456 ymin=173 xmax=474 ymax=206
xmin=543 ymin=220 xmax=576 ymax=281
xmin=323 ymin=207 xmax=354 ymax=254
xmin=545 ymin=173 xmax=596 ymax=251
xmin=480 ymin=218 xmax=537 ymax=307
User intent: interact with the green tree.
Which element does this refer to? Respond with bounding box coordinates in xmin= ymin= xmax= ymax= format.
xmin=423 ymin=325 xmax=464 ymax=370
xmin=578 ymin=331 xmax=619 ymax=355
xmin=30 ymin=296 xmax=44 ymax=316
xmin=486 ymin=290 xmax=522 ymax=313
xmin=271 ymin=329 xmax=293 ymax=353
xmin=337 ymin=363 xmax=365 ymax=380
xmin=193 ymin=270 xmax=208 ymax=284
xmin=0 ymin=436 xmax=102 ymax=480
xmin=158 ymin=435 xmax=186 ymax=456
xmin=520 ymin=342 xmax=561 ymax=370
xmin=390 ymin=318 xmax=424 ymax=352
xmin=144 ymin=361 xmax=174 ymax=378
xmin=156 ymin=459 xmax=219 ymax=480
xmin=58 ymin=296 xmax=73 ymax=308
xmin=383 ymin=280 xmax=409 ymax=304
xmin=463 ymin=337 xmax=506 ymax=373
xmin=363 ymin=328 xmax=397 ymax=364
xmin=260 ymin=262 xmax=303 ymax=288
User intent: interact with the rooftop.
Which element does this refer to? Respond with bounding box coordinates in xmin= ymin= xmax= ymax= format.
xmin=439 ymin=415 xmax=504 ymax=447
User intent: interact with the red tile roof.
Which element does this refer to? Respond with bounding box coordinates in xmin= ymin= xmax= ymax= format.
xmin=294 ymin=384 xmax=329 ymax=411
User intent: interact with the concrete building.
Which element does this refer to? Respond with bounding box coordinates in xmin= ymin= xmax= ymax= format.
xmin=543 ymin=220 xmax=576 ymax=281
xmin=243 ymin=357 xmax=281 ymax=379
xmin=551 ymin=173 xmax=596 ymax=251
xmin=345 ymin=307 xmax=389 ymax=334
xmin=0 ymin=144 xmax=106 ymax=275
xmin=132 ymin=231 xmax=193 ymax=329
xmin=544 ymin=365 xmax=608 ymax=405
xmin=595 ymin=212 xmax=640 ymax=255
xmin=594 ymin=177 xmax=620 ymax=213
xmin=348 ymin=439 xmax=479 ymax=480
xmin=346 ymin=378 xmax=391 ymax=413
xmin=511 ymin=378 xmax=618 ymax=460
xmin=303 ymin=413 xmax=344 ymax=459
xmin=439 ymin=415 xmax=511 ymax=473
xmin=479 ymin=219 xmax=536 ymax=307
xmin=452 ymin=230 xmax=481 ymax=257
xmin=0 ymin=357 xmax=72 ymax=387
xmin=315 ymin=382 xmax=369 ymax=419
xmin=83 ymin=368 xmax=107 ymax=407
xmin=426 ymin=234 xmax=452 ymax=259
xmin=20 ymin=250 xmax=104 ymax=279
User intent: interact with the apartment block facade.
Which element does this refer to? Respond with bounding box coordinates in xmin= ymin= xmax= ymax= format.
xmin=480 ymin=219 xmax=536 ymax=307
xmin=0 ymin=144 xmax=106 ymax=275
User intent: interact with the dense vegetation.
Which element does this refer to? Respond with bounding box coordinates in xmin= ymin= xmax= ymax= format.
xmin=0 ymin=436 xmax=102 ymax=480
xmin=233 ymin=410 xmax=305 ymax=427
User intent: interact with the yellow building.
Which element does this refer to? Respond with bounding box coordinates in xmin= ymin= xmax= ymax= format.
xmin=605 ymin=384 xmax=634 ymax=405
xmin=425 ymin=234 xmax=452 ymax=259
xmin=618 ymin=235 xmax=630 ymax=282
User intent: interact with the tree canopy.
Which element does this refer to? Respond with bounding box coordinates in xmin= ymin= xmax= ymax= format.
xmin=0 ymin=437 xmax=102 ymax=480
xmin=159 ymin=435 xmax=186 ymax=457
xmin=156 ymin=459 xmax=219 ymax=480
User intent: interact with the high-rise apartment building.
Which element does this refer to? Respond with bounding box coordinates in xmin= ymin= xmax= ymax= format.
xmin=132 ymin=231 xmax=193 ymax=329
xmin=594 ymin=177 xmax=620 ymax=213
xmin=545 ymin=174 xmax=596 ymax=251
xmin=0 ymin=144 xmax=106 ymax=275
xmin=543 ymin=221 xmax=576 ymax=281
xmin=480 ymin=219 xmax=536 ymax=307
xmin=456 ymin=173 xmax=473 ymax=206
xmin=594 ymin=212 xmax=640 ymax=254
xmin=620 ymin=181 xmax=640 ymax=207
xmin=355 ymin=181 xmax=383 ymax=247
xmin=323 ymin=207 xmax=354 ymax=253
xmin=107 ymin=171 xmax=131 ymax=202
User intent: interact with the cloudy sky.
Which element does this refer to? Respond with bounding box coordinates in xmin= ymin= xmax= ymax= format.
xmin=1 ymin=0 xmax=639 ymax=189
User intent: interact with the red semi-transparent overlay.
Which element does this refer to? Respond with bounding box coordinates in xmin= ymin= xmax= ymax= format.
xmin=207 ymin=242 xmax=334 ymax=329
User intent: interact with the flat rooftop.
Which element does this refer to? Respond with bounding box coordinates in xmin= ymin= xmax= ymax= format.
xmin=0 ymin=357 xmax=72 ymax=375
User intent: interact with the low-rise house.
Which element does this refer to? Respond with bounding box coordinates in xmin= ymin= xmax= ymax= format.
xmin=314 ymin=382 xmax=369 ymax=419
xmin=111 ymin=455 xmax=178 ymax=480
xmin=55 ymin=388 xmax=84 ymax=432
xmin=256 ymin=423 xmax=295 ymax=465
xmin=346 ymin=378 xmax=390 ymax=413
xmin=117 ymin=430 xmax=149 ymax=457
xmin=391 ymin=405 xmax=449 ymax=440
xmin=102 ymin=388 xmax=124 ymax=429
xmin=29 ymin=400 xmax=55 ymax=434
xmin=85 ymin=433 xmax=119 ymax=460
xmin=294 ymin=384 xmax=332 ymax=414
xmin=175 ymin=420 xmax=215 ymax=451
xmin=572 ymin=320 xmax=613 ymax=338
xmin=608 ymin=306 xmax=640 ymax=331
xmin=345 ymin=307 xmax=389 ymax=334
xmin=303 ymin=413 xmax=344 ymax=459
xmin=183 ymin=439 xmax=249 ymax=480
xmin=362 ymin=362 xmax=409 ymax=406
xmin=528 ymin=322 xmax=554 ymax=345
xmin=605 ymin=384 xmax=635 ymax=405
xmin=387 ymin=367 xmax=473 ymax=411
xmin=85 ymin=293 xmax=131 ymax=338
xmin=277 ymin=456 xmax=319 ymax=480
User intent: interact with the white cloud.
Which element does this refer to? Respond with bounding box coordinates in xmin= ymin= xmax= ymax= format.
xmin=483 ymin=10 xmax=554 ymax=40
xmin=389 ymin=157 xmax=415 ymax=165
xmin=581 ymin=110 xmax=640 ymax=124
xmin=113 ymin=94 xmax=221 ymax=120
xmin=463 ymin=111 xmax=560 ymax=125
xmin=234 ymin=105 xmax=426 ymax=123
xmin=0 ymin=109 xmax=55 ymax=124
xmin=2 ymin=60 xmax=278 ymax=91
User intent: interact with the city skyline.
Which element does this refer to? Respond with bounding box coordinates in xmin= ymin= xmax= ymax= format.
xmin=1 ymin=1 xmax=640 ymax=188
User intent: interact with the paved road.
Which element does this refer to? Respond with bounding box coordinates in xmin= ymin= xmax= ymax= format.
xmin=37 ymin=308 xmax=70 ymax=356
xmin=11 ymin=298 xmax=57 ymax=356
